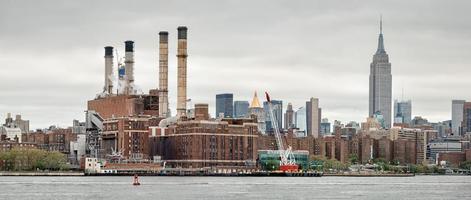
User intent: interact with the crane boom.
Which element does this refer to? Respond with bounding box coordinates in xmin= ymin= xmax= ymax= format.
xmin=265 ymin=92 xmax=298 ymax=172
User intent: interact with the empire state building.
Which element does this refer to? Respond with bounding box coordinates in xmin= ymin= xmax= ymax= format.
xmin=369 ymin=18 xmax=392 ymax=128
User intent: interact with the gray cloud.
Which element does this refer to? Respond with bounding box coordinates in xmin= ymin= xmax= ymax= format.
xmin=1 ymin=0 xmax=470 ymax=129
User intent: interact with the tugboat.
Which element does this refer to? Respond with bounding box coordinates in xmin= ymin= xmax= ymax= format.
xmin=133 ymin=174 xmax=141 ymax=186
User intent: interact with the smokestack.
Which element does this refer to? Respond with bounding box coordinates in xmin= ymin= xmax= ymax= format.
xmin=176 ymin=26 xmax=188 ymax=117
xmin=104 ymin=46 xmax=114 ymax=94
xmin=124 ymin=40 xmax=135 ymax=94
xmin=158 ymin=31 xmax=169 ymax=117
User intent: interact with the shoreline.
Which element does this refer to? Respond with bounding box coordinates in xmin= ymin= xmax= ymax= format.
xmin=1 ymin=171 xmax=467 ymax=177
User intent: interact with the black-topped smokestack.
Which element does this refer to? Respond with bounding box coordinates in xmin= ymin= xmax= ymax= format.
xmin=104 ymin=46 xmax=114 ymax=94
xmin=177 ymin=26 xmax=188 ymax=117
xmin=158 ymin=31 xmax=169 ymax=117
xmin=159 ymin=31 xmax=168 ymax=43
xmin=177 ymin=26 xmax=187 ymax=39
xmin=124 ymin=40 xmax=135 ymax=94
xmin=125 ymin=40 xmax=134 ymax=52
xmin=104 ymin=46 xmax=114 ymax=56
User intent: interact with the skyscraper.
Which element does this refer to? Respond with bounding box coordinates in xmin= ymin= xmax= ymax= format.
xmin=295 ymin=107 xmax=306 ymax=135
xmin=216 ymin=93 xmax=233 ymax=118
xmin=320 ymin=118 xmax=331 ymax=136
xmin=462 ymin=102 xmax=471 ymax=135
xmin=451 ymin=100 xmax=465 ymax=135
xmin=394 ymin=100 xmax=412 ymax=124
xmin=284 ymin=103 xmax=294 ymax=129
xmin=306 ymin=97 xmax=320 ymax=138
xmin=233 ymin=101 xmax=249 ymax=118
xmin=369 ymin=18 xmax=392 ymax=129
xmin=263 ymin=100 xmax=283 ymax=132
xmin=248 ymin=91 xmax=266 ymax=134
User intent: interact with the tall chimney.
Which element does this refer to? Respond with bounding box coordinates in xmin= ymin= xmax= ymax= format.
xmin=104 ymin=46 xmax=114 ymax=94
xmin=176 ymin=26 xmax=188 ymax=117
xmin=124 ymin=40 xmax=135 ymax=94
xmin=158 ymin=31 xmax=169 ymax=118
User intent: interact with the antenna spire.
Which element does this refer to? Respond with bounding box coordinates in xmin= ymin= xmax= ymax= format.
xmin=380 ymin=14 xmax=383 ymax=34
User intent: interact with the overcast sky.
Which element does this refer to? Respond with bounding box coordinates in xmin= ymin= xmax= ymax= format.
xmin=1 ymin=0 xmax=470 ymax=129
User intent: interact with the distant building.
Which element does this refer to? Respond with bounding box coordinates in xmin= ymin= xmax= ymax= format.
xmin=263 ymin=100 xmax=282 ymax=132
xmin=306 ymin=97 xmax=320 ymax=138
xmin=390 ymin=127 xmax=426 ymax=165
xmin=149 ymin=107 xmax=258 ymax=168
xmin=463 ymin=102 xmax=471 ymax=134
xmin=411 ymin=116 xmax=429 ymax=127
xmin=0 ymin=126 xmax=22 ymax=143
xmin=432 ymin=121 xmax=451 ymax=138
xmin=233 ymin=101 xmax=249 ymax=118
xmin=369 ymin=18 xmax=392 ymax=129
xmin=427 ymin=138 xmax=462 ymax=162
xmin=284 ymin=103 xmax=295 ymax=129
xmin=451 ymin=100 xmax=465 ymax=135
xmin=216 ymin=93 xmax=234 ymax=118
xmin=373 ymin=111 xmax=385 ymax=129
xmin=248 ymin=92 xmax=265 ymax=134
xmin=394 ymin=100 xmax=411 ymax=124
xmin=3 ymin=113 xmax=29 ymax=134
xmin=102 ymin=116 xmax=152 ymax=159
xmin=295 ymin=107 xmax=306 ymax=137
xmin=320 ymin=118 xmax=331 ymax=136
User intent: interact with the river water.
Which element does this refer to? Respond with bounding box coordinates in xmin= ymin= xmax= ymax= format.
xmin=0 ymin=176 xmax=470 ymax=200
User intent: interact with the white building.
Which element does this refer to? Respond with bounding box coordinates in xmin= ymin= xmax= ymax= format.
xmin=84 ymin=157 xmax=101 ymax=173
xmin=0 ymin=126 xmax=22 ymax=143
xmin=295 ymin=107 xmax=306 ymax=134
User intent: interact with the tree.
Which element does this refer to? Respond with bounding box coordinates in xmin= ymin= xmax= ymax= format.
xmin=348 ymin=154 xmax=359 ymax=164
xmin=0 ymin=148 xmax=69 ymax=171
xmin=459 ymin=161 xmax=471 ymax=170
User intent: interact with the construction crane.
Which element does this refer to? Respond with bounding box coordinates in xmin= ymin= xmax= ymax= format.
xmin=264 ymin=92 xmax=298 ymax=172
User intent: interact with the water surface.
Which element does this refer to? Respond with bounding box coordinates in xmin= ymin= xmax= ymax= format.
xmin=0 ymin=176 xmax=470 ymax=199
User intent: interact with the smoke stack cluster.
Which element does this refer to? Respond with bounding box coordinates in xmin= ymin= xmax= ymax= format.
xmin=104 ymin=46 xmax=114 ymax=94
xmin=100 ymin=26 xmax=190 ymax=118
xmin=158 ymin=31 xmax=169 ymax=117
xmin=176 ymin=26 xmax=188 ymax=117
xmin=124 ymin=40 xmax=135 ymax=94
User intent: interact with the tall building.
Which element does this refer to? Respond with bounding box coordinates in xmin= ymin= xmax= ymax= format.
xmin=320 ymin=118 xmax=331 ymax=136
xmin=369 ymin=18 xmax=392 ymax=129
xmin=215 ymin=93 xmax=233 ymax=118
xmin=451 ymin=100 xmax=465 ymax=135
xmin=3 ymin=113 xmax=29 ymax=134
xmin=394 ymin=100 xmax=412 ymax=124
xmin=463 ymin=102 xmax=471 ymax=134
xmin=295 ymin=107 xmax=306 ymax=135
xmin=306 ymin=97 xmax=320 ymax=138
xmin=284 ymin=103 xmax=295 ymax=129
xmin=248 ymin=91 xmax=266 ymax=134
xmin=233 ymin=101 xmax=249 ymax=118
xmin=263 ymin=100 xmax=283 ymax=132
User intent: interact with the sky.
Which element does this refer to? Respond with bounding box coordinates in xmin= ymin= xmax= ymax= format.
xmin=1 ymin=0 xmax=470 ymax=129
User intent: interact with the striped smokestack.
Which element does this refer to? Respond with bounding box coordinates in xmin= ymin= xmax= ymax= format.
xmin=158 ymin=31 xmax=169 ymax=117
xmin=104 ymin=46 xmax=114 ymax=94
xmin=124 ymin=40 xmax=135 ymax=94
xmin=176 ymin=26 xmax=188 ymax=117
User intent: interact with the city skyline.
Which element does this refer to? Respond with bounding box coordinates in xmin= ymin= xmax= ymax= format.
xmin=1 ymin=0 xmax=471 ymax=129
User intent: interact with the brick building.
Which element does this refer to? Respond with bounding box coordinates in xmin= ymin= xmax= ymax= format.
xmin=102 ymin=116 xmax=155 ymax=159
xmin=22 ymin=128 xmax=76 ymax=154
xmin=87 ymin=91 xmax=159 ymax=119
xmin=150 ymin=107 xmax=259 ymax=168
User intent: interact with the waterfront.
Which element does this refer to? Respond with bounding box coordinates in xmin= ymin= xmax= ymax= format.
xmin=0 ymin=176 xmax=470 ymax=200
